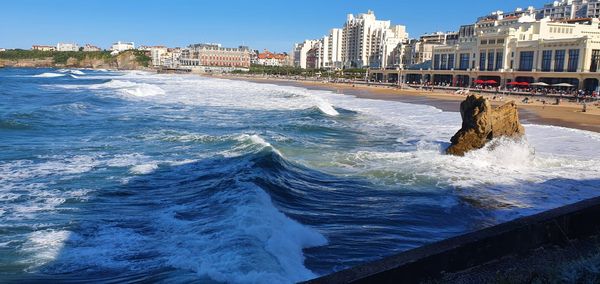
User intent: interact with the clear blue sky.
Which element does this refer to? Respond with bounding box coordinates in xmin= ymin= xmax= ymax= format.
xmin=0 ymin=0 xmax=548 ymax=52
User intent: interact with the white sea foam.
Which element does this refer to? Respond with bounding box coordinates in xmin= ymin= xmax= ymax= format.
xmin=32 ymin=72 xmax=66 ymax=78
xmin=20 ymin=230 xmax=71 ymax=269
xmin=130 ymin=163 xmax=159 ymax=175
xmin=57 ymin=69 xmax=85 ymax=75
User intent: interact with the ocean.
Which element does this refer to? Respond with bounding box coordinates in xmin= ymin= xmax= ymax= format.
xmin=1 ymin=68 xmax=599 ymax=283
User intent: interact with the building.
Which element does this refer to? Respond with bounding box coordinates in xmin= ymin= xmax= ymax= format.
xmin=405 ymin=31 xmax=458 ymax=68
xmin=179 ymin=43 xmax=251 ymax=70
xmin=315 ymin=28 xmax=344 ymax=69
xmin=110 ymin=41 xmax=135 ymax=55
xmin=82 ymin=44 xmax=102 ymax=52
xmin=32 ymin=45 xmax=56 ymax=51
xmin=255 ymin=50 xmax=289 ymax=66
xmin=341 ymin=10 xmax=409 ymax=68
xmin=537 ymin=0 xmax=588 ymax=20
xmin=293 ymin=40 xmax=319 ymax=69
xmin=536 ymin=0 xmax=600 ymax=20
xmin=370 ymin=10 xmax=600 ymax=91
xmin=56 ymin=43 xmax=79 ymax=52
xmin=292 ymin=11 xmax=408 ymax=70
xmin=0 ymin=48 xmax=5 ymax=52
xmin=139 ymin=46 xmax=168 ymax=66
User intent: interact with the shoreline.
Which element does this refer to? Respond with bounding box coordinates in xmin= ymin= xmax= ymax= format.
xmin=3 ymin=66 xmax=598 ymax=132
xmin=209 ymin=74 xmax=600 ymax=133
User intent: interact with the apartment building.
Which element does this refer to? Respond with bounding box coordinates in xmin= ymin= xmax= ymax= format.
xmin=292 ymin=10 xmax=408 ymax=69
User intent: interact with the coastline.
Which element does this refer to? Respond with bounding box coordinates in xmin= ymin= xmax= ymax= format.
xmin=209 ymin=74 xmax=600 ymax=133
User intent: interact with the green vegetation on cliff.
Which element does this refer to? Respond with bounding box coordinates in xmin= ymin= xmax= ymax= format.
xmin=0 ymin=49 xmax=151 ymax=68
xmin=51 ymin=51 xmax=112 ymax=64
xmin=129 ymin=50 xmax=151 ymax=67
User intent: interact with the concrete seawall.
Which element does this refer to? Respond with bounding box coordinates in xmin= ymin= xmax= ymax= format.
xmin=305 ymin=196 xmax=600 ymax=284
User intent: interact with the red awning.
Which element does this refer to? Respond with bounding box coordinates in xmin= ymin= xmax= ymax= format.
xmin=507 ymin=81 xmax=520 ymax=85
xmin=484 ymin=80 xmax=497 ymax=84
xmin=474 ymin=79 xmax=485 ymax=84
xmin=518 ymin=82 xmax=530 ymax=86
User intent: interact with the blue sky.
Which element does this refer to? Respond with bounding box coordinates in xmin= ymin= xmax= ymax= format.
xmin=0 ymin=0 xmax=548 ymax=52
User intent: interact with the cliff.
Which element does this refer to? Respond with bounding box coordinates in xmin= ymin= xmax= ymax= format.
xmin=0 ymin=50 xmax=151 ymax=70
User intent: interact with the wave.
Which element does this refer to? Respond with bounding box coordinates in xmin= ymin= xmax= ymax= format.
xmin=32 ymin=72 xmax=66 ymax=78
xmin=57 ymin=69 xmax=86 ymax=75
xmin=13 ymin=146 xmax=328 ymax=283
xmin=313 ymin=97 xmax=339 ymax=116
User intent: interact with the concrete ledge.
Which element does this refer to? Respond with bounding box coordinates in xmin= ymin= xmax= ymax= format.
xmin=305 ymin=196 xmax=600 ymax=284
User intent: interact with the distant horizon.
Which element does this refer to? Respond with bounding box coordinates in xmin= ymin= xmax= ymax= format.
xmin=1 ymin=0 xmax=548 ymax=52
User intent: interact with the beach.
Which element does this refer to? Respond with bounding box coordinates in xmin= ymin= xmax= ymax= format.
xmin=211 ymin=74 xmax=600 ymax=133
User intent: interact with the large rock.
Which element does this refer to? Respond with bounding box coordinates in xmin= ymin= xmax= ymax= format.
xmin=446 ymin=95 xmax=525 ymax=156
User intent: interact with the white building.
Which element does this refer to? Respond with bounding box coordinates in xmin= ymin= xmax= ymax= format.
xmin=293 ymin=10 xmax=408 ymax=69
xmin=110 ymin=41 xmax=135 ymax=55
xmin=537 ymin=0 xmax=600 ymax=20
xmin=341 ymin=10 xmax=409 ymax=68
xmin=293 ymin=40 xmax=319 ymax=69
xmin=315 ymin=29 xmax=343 ymax=69
xmin=56 ymin=43 xmax=79 ymax=52
xmin=372 ymin=13 xmax=600 ymax=91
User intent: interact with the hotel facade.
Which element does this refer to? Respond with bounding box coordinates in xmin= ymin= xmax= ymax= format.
xmin=370 ymin=12 xmax=600 ymax=91
xmin=179 ymin=44 xmax=251 ymax=70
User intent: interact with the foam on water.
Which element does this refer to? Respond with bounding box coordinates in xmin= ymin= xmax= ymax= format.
xmin=5 ymin=69 xmax=600 ymax=282
xmin=32 ymin=72 xmax=66 ymax=78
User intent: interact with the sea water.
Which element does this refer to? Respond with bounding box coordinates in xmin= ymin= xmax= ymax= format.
xmin=1 ymin=68 xmax=599 ymax=283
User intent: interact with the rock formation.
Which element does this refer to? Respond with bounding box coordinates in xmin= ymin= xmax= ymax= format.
xmin=446 ymin=95 xmax=525 ymax=156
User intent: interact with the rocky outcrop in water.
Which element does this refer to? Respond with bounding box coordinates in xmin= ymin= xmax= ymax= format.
xmin=446 ymin=95 xmax=525 ymax=156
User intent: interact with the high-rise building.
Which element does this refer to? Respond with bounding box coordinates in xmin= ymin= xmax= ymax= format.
xmin=292 ymin=40 xmax=319 ymax=69
xmin=292 ymin=10 xmax=408 ymax=69
xmin=341 ymin=10 xmax=408 ymax=68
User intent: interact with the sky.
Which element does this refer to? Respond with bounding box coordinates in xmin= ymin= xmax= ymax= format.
xmin=0 ymin=0 xmax=549 ymax=52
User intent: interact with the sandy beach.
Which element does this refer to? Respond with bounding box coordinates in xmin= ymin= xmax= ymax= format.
xmin=210 ymin=74 xmax=600 ymax=133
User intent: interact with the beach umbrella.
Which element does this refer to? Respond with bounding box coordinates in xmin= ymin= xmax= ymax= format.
xmin=518 ymin=82 xmax=530 ymax=86
xmin=484 ymin=80 xmax=497 ymax=84
xmin=507 ymin=81 xmax=521 ymax=85
xmin=530 ymin=82 xmax=549 ymax=86
xmin=552 ymin=83 xmax=574 ymax=87
xmin=474 ymin=79 xmax=485 ymax=84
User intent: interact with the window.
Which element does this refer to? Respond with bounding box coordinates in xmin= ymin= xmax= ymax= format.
xmin=481 ymin=39 xmax=487 ymax=45
xmin=568 ymin=49 xmax=579 ymax=72
xmin=487 ymin=51 xmax=495 ymax=71
xmin=433 ymin=54 xmax=441 ymax=70
xmin=480 ymin=52 xmax=486 ymax=70
xmin=541 ymin=50 xmax=552 ymax=72
xmin=495 ymin=52 xmax=503 ymax=70
xmin=459 ymin=53 xmax=470 ymax=70
xmin=554 ymin=50 xmax=565 ymax=72
xmin=518 ymin=51 xmax=534 ymax=71
xmin=591 ymin=50 xmax=600 ymax=72
xmin=441 ymin=54 xmax=448 ymax=70
xmin=448 ymin=54 xmax=455 ymax=70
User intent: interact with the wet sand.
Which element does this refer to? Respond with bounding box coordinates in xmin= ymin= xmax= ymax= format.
xmin=212 ymin=75 xmax=600 ymax=133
